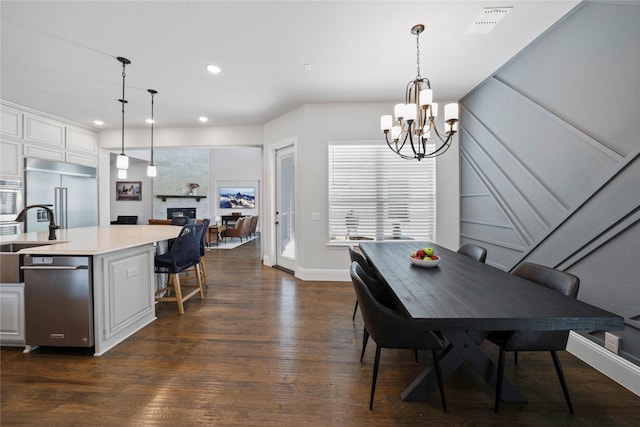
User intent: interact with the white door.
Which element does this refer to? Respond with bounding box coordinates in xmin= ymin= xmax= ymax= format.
xmin=275 ymin=146 xmax=295 ymax=272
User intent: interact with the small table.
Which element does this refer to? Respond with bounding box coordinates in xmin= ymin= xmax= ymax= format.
xmin=207 ymin=225 xmax=227 ymax=247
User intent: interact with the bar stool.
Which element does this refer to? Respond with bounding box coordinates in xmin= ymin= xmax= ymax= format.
xmin=154 ymin=224 xmax=204 ymax=314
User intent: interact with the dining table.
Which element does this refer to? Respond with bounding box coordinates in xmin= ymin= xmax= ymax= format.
xmin=358 ymin=241 xmax=625 ymax=402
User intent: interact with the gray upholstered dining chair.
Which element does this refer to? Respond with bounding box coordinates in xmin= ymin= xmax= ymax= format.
xmin=348 ymin=246 xmax=377 ymax=321
xmin=457 ymin=243 xmax=487 ymax=263
xmin=350 ymin=262 xmax=447 ymax=411
xmin=488 ymin=262 xmax=580 ymax=413
xmin=351 ymin=261 xmax=401 ymax=363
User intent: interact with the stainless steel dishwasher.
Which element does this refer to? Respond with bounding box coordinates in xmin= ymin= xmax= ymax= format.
xmin=22 ymin=255 xmax=93 ymax=347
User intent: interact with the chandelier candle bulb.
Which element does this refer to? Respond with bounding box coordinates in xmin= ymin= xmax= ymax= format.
xmin=405 ymin=104 xmax=417 ymax=121
xmin=431 ymin=103 xmax=438 ymax=117
xmin=419 ymin=89 xmax=433 ymax=106
xmin=391 ymin=126 xmax=401 ymax=140
xmin=380 ymin=115 xmax=393 ymax=131
xmin=394 ymin=103 xmax=405 ymax=119
xmin=445 ymin=103 xmax=459 ymax=122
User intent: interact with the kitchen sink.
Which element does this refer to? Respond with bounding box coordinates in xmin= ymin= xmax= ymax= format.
xmin=0 ymin=242 xmax=54 ymax=283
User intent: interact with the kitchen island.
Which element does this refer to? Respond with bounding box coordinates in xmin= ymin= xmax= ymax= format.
xmin=0 ymin=225 xmax=181 ymax=356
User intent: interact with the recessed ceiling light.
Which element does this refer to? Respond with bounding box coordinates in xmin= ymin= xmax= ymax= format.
xmin=93 ymin=120 xmax=104 ymax=126
xmin=198 ymin=116 xmax=209 ymax=123
xmin=303 ymin=64 xmax=312 ymax=72
xmin=206 ymin=64 xmax=221 ymax=74
xmin=145 ymin=118 xmax=154 ymax=124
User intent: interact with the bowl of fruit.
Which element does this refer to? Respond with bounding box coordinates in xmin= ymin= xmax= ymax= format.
xmin=409 ymin=247 xmax=441 ymax=268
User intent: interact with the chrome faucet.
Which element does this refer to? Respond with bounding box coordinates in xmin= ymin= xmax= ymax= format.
xmin=15 ymin=205 xmax=59 ymax=240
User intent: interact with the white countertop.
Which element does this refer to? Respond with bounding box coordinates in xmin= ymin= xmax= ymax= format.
xmin=0 ymin=225 xmax=181 ymax=255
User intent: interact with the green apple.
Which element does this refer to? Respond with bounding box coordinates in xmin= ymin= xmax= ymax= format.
xmin=424 ymin=247 xmax=434 ymax=257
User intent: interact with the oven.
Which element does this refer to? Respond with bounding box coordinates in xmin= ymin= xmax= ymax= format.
xmin=0 ymin=178 xmax=23 ymax=235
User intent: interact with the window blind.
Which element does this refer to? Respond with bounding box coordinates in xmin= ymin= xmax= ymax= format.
xmin=328 ymin=141 xmax=436 ymax=241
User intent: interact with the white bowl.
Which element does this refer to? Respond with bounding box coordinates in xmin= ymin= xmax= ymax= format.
xmin=409 ymin=255 xmax=441 ymax=268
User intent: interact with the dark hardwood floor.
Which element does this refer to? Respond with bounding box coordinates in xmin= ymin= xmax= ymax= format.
xmin=2 ymin=237 xmax=639 ymax=426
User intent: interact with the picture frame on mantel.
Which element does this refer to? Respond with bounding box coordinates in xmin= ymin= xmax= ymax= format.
xmin=116 ymin=181 xmax=142 ymax=201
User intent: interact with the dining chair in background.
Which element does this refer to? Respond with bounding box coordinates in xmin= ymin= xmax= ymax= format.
xmin=170 ymin=216 xmax=191 ymax=226
xmin=348 ymin=246 xmax=376 ymax=321
xmin=488 ymin=262 xmax=580 ymax=413
xmin=457 ymin=243 xmax=487 ymax=263
xmin=350 ymin=262 xmax=447 ymax=412
xmin=154 ymin=224 xmax=204 ymax=315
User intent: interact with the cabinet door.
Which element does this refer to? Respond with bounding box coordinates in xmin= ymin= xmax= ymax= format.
xmin=0 ymin=140 xmax=21 ymax=178
xmin=23 ymin=113 xmax=65 ymax=147
xmin=0 ymin=284 xmax=26 ymax=346
xmin=66 ymin=126 xmax=98 ymax=154
xmin=0 ymin=105 xmax=22 ymax=140
xmin=23 ymin=143 xmax=65 ymax=162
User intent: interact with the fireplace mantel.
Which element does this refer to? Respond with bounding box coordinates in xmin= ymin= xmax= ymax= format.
xmin=156 ymin=195 xmax=206 ymax=202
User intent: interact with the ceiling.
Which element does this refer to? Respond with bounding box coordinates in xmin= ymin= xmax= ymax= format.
xmin=0 ymin=0 xmax=580 ymax=131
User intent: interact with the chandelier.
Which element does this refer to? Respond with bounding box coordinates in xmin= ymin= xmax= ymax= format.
xmin=116 ymin=56 xmax=130 ymax=179
xmin=380 ymin=24 xmax=459 ymax=160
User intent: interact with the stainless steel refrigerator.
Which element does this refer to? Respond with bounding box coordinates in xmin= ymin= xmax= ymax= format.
xmin=24 ymin=158 xmax=97 ymax=232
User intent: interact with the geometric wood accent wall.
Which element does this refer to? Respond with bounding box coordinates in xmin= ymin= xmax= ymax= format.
xmin=459 ymin=1 xmax=640 ymax=365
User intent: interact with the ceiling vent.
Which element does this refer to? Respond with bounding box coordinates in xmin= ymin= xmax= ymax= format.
xmin=465 ymin=6 xmax=513 ymax=35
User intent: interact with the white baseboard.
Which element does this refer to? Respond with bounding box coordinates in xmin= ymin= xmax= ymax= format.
xmin=567 ymin=331 xmax=640 ymax=396
xmin=295 ymin=266 xmax=350 ymax=282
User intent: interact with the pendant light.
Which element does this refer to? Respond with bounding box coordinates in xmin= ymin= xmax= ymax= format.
xmin=116 ymin=56 xmax=131 ymax=174
xmin=147 ymin=89 xmax=158 ymax=177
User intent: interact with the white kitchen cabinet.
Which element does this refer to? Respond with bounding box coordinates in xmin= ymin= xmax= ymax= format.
xmin=66 ymin=151 xmax=98 ymax=167
xmin=23 ymin=143 xmax=65 ymax=162
xmin=66 ymin=126 xmax=98 ymax=155
xmin=0 ymin=105 xmax=22 ymax=141
xmin=0 ymin=283 xmax=26 ymax=346
xmin=93 ymin=245 xmax=156 ymax=355
xmin=0 ymin=140 xmax=22 ymax=178
xmin=23 ymin=113 xmax=65 ymax=148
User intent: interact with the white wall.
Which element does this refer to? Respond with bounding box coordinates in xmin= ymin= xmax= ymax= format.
xmin=263 ymin=102 xmax=460 ymax=281
xmin=108 ymin=154 xmax=153 ymax=224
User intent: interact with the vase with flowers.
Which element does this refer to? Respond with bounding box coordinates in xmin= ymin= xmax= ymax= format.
xmin=189 ymin=183 xmax=199 ymax=196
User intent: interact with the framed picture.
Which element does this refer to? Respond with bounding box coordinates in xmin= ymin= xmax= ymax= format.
xmin=116 ymin=181 xmax=142 ymax=201
xmin=219 ymin=187 xmax=255 ymax=209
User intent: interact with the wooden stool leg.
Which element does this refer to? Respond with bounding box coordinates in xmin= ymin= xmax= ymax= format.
xmin=195 ymin=264 xmax=204 ymax=298
xmin=200 ymin=257 xmax=208 ymax=286
xmin=173 ymin=274 xmax=185 ymax=315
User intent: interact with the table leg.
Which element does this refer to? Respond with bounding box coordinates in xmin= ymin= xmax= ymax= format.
xmin=400 ymin=330 xmax=526 ymax=403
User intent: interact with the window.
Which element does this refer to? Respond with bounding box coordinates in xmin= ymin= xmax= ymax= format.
xmin=328 ymin=141 xmax=436 ymax=241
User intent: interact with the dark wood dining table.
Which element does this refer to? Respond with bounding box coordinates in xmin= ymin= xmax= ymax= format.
xmin=358 ymin=241 xmax=625 ymax=402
